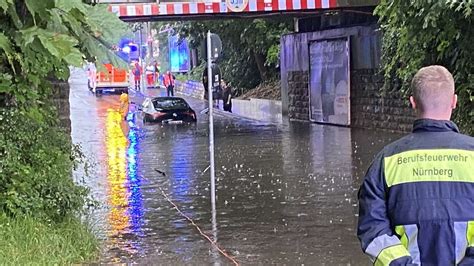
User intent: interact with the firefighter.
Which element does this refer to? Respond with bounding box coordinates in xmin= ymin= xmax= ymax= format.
xmin=357 ymin=65 xmax=474 ymax=265
xmin=163 ymin=70 xmax=175 ymax=97
xmin=202 ymin=63 xmax=222 ymax=107
xmin=132 ymin=62 xmax=142 ymax=90
xmin=154 ymin=62 xmax=160 ymax=87
xmin=145 ymin=63 xmax=155 ymax=88
xmin=119 ymin=91 xmax=129 ymax=120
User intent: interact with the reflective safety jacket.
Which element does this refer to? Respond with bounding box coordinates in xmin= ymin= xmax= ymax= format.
xmin=163 ymin=73 xmax=175 ymax=87
xmin=358 ymin=119 xmax=474 ymax=266
xmin=119 ymin=93 xmax=129 ymax=118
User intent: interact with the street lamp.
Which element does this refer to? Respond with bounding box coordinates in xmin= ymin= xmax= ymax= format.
xmin=130 ymin=23 xmax=145 ymax=92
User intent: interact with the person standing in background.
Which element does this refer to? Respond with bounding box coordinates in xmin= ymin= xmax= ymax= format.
xmin=154 ymin=62 xmax=160 ymax=87
xmin=222 ymin=80 xmax=232 ymax=112
xmin=132 ymin=62 xmax=142 ymax=90
xmin=163 ymin=70 xmax=175 ymax=97
xmin=202 ymin=64 xmax=222 ymax=107
xmin=119 ymin=91 xmax=129 ymax=120
xmin=145 ymin=64 xmax=155 ymax=88
xmin=86 ymin=62 xmax=96 ymax=91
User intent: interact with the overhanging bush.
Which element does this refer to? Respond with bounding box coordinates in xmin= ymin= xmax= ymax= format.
xmin=0 ymin=108 xmax=88 ymax=221
xmin=376 ymin=0 xmax=474 ymax=135
xmin=0 ymin=0 xmax=128 ymax=221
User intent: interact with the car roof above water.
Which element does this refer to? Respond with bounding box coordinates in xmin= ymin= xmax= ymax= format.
xmin=151 ymin=97 xmax=189 ymax=109
xmin=151 ymin=96 xmax=186 ymax=101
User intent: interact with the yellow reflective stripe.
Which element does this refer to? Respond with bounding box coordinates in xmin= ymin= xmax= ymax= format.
xmin=374 ymin=244 xmax=410 ymax=266
xmin=468 ymin=221 xmax=474 ymax=247
xmin=384 ymin=149 xmax=474 ymax=187
xmin=394 ymin=225 xmax=408 ymax=249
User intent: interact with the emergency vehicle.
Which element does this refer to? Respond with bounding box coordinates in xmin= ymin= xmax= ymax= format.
xmin=87 ymin=63 xmax=130 ymax=95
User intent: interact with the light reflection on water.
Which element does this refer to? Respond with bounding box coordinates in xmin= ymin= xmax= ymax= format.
xmin=104 ymin=109 xmax=144 ymax=260
xmin=127 ymin=119 xmax=144 ymax=238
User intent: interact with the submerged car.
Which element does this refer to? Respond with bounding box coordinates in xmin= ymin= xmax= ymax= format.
xmin=141 ymin=97 xmax=197 ymax=123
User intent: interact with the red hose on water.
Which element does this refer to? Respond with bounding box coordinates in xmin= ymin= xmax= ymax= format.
xmin=157 ymin=186 xmax=240 ymax=266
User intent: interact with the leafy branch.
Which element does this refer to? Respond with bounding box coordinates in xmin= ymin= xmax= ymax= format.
xmin=376 ymin=0 xmax=474 ymax=134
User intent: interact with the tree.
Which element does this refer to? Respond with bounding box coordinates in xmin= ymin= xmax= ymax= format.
xmin=151 ymin=22 xmax=172 ymax=73
xmin=375 ymin=0 xmax=474 ymax=134
xmin=0 ymin=0 xmax=129 ymax=220
xmin=174 ymin=18 xmax=293 ymax=91
xmin=0 ymin=0 xmax=129 ymax=107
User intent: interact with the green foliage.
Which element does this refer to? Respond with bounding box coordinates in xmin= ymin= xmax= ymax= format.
xmin=0 ymin=0 xmax=129 ymax=222
xmin=0 ymin=108 xmax=89 ymax=221
xmin=175 ymin=62 xmax=206 ymax=82
xmin=151 ymin=22 xmax=171 ymax=72
xmin=265 ymin=44 xmax=280 ymax=67
xmin=173 ymin=18 xmax=292 ymax=90
xmin=0 ymin=0 xmax=129 ymax=106
xmin=0 ymin=213 xmax=98 ymax=264
xmin=376 ymin=0 xmax=474 ymax=135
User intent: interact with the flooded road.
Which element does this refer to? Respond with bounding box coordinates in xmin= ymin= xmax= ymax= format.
xmin=69 ymin=71 xmax=402 ymax=265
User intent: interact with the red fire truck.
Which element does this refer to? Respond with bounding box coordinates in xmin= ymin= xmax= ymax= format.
xmin=87 ymin=63 xmax=130 ymax=95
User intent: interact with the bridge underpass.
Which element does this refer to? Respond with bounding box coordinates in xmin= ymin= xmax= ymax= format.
xmin=98 ymin=0 xmax=392 ymax=129
xmin=66 ymin=1 xmax=417 ymax=264
xmin=92 ymin=0 xmax=400 ymax=132
xmin=99 ymin=0 xmax=378 ymax=21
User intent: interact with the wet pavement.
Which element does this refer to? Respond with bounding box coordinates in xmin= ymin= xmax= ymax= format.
xmin=69 ymin=70 xmax=403 ymax=265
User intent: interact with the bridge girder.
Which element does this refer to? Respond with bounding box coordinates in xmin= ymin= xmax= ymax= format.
xmin=103 ymin=0 xmax=379 ymax=22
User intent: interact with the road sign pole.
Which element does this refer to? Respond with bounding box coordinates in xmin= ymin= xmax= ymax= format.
xmin=207 ymin=31 xmax=216 ymax=208
xmin=139 ymin=23 xmax=146 ymax=93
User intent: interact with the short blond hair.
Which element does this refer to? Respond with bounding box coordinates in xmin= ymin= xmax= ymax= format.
xmin=411 ymin=65 xmax=455 ymax=112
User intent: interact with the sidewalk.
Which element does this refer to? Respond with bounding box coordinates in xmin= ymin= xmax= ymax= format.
xmin=196 ymin=98 xmax=283 ymax=124
xmin=214 ymin=98 xmax=282 ymax=124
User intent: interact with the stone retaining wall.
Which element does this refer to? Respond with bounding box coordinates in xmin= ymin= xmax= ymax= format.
xmin=286 ymin=69 xmax=415 ymax=132
xmin=351 ymin=69 xmax=414 ymax=132
xmin=287 ymin=71 xmax=309 ymax=121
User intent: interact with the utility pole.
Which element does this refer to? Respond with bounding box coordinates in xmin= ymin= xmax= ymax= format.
xmin=207 ymin=31 xmax=216 ymax=209
xmin=139 ymin=22 xmax=144 ymax=92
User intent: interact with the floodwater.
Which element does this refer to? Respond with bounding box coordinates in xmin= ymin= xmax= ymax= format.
xmin=69 ymin=71 xmax=402 ymax=265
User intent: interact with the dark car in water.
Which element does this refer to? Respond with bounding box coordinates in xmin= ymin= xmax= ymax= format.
xmin=141 ymin=97 xmax=197 ymax=123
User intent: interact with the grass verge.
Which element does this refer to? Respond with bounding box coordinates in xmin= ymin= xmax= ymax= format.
xmin=0 ymin=214 xmax=99 ymax=264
